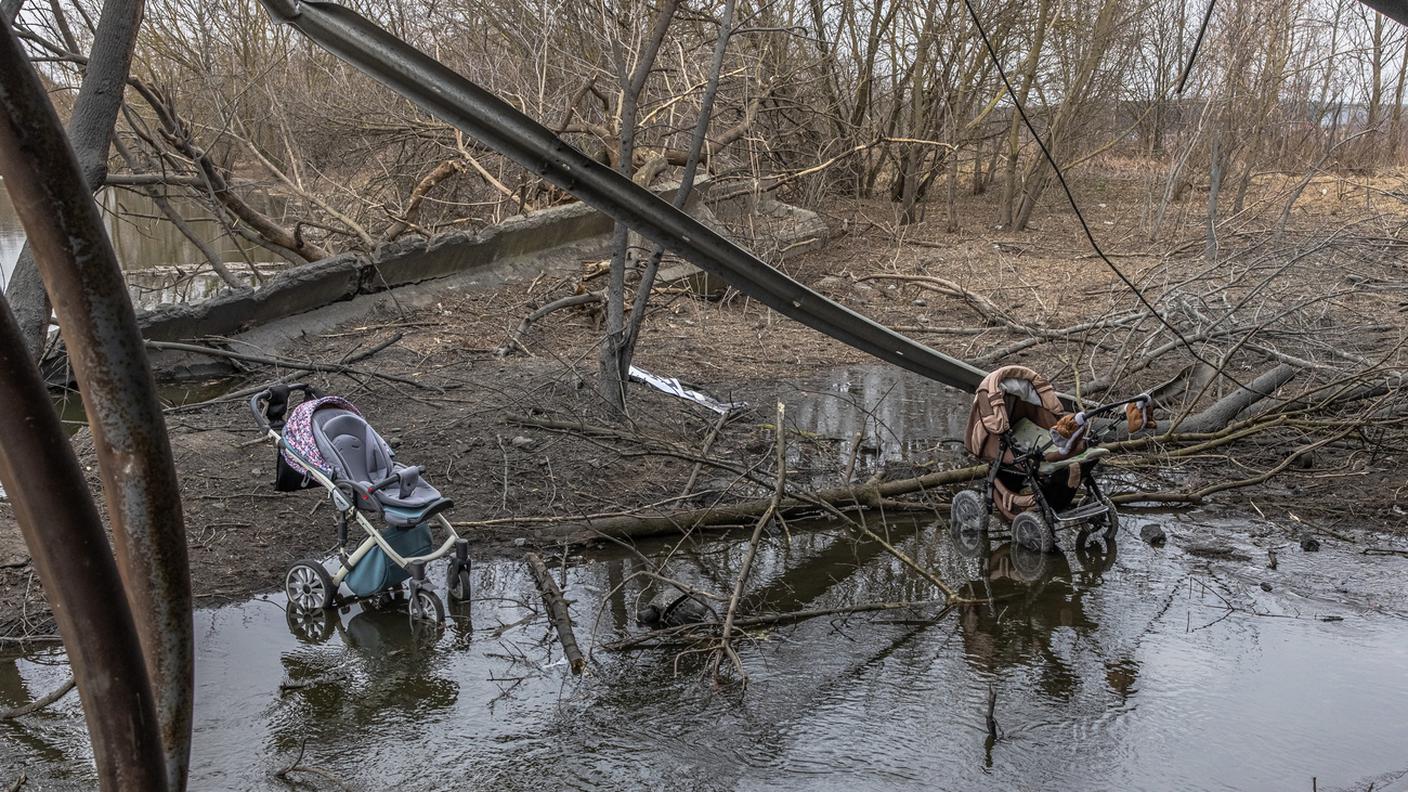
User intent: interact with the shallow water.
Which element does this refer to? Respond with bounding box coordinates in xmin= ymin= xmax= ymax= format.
xmin=3 ymin=510 xmax=1406 ymax=792
xmin=0 ymin=185 xmax=275 ymax=306
xmin=5 ymin=370 xmax=1408 ymax=791
xmin=778 ymin=364 xmax=972 ymax=472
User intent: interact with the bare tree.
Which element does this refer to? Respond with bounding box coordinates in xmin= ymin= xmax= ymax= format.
xmin=5 ymin=0 xmax=145 ymax=360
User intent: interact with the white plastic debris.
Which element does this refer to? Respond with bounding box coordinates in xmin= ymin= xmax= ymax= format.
xmin=627 ymin=365 xmax=745 ymax=415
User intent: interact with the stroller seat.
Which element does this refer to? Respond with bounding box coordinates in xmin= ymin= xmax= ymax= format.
xmin=1009 ymin=418 xmax=1109 ymax=474
xmin=311 ymin=408 xmax=453 ymax=526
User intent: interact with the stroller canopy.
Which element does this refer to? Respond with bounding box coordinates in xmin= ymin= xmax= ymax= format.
xmin=281 ymin=395 xmax=362 ymax=478
xmin=964 ymin=365 xmax=1066 ymax=460
xmin=281 ymin=395 xmax=449 ymax=526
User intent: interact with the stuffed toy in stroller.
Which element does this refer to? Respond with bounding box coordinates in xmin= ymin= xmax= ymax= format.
xmin=250 ymin=383 xmax=471 ymax=623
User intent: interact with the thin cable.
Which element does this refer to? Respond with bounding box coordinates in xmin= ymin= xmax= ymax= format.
xmin=957 ymin=0 xmax=1231 ymax=382
xmin=1177 ymin=0 xmax=1217 ymax=95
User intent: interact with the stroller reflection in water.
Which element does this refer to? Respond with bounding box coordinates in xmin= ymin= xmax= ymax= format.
xmin=954 ymin=533 xmax=1139 ymax=703
xmin=274 ymin=599 xmax=464 ymax=751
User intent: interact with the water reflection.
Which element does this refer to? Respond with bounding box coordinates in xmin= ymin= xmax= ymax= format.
xmin=274 ymin=601 xmax=461 ymax=754
xmin=782 ymin=366 xmax=971 ymax=474
xmin=956 ymin=538 xmax=1124 ymax=704
xmin=3 ymin=515 xmax=1408 ymax=791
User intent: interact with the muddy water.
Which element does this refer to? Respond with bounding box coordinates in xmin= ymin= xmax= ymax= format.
xmin=3 ymin=511 xmax=1407 ymax=791
xmin=0 ymin=185 xmax=275 ymax=306
xmin=779 ymin=364 xmax=972 ymax=473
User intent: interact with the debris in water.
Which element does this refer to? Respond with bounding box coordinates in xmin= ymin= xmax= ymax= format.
xmin=1300 ymin=536 xmax=1322 ymax=552
xmin=637 ymin=592 xmax=719 ymax=628
xmin=1267 ymin=548 xmax=1278 ymax=570
xmin=1140 ymin=524 xmax=1167 ymax=547
xmin=1181 ymin=539 xmax=1250 ymax=561
xmin=1260 ymin=582 xmax=1273 ymax=592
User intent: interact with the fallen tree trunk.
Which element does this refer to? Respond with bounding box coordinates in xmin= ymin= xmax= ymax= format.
xmin=605 ymin=600 xmax=954 ymax=651
xmin=525 ymin=552 xmax=586 ymax=675
xmin=145 ymin=339 xmax=426 ymax=389
xmin=1175 ymin=363 xmax=1298 ymax=434
xmin=541 ymin=463 xmax=985 ymax=545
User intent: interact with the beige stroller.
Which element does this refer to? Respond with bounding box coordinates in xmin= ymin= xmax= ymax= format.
xmin=951 ymin=366 xmax=1152 ymax=553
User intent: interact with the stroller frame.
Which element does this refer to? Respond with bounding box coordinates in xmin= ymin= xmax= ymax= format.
xmin=251 ymin=384 xmax=470 ymax=622
xmin=977 ymin=426 xmax=1115 ymax=550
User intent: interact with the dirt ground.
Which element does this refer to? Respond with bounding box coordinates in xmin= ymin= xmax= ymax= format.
xmin=4 ymin=166 xmax=1407 ymax=639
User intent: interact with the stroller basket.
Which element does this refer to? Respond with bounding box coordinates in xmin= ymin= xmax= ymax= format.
xmin=344 ymin=523 xmax=434 ymax=598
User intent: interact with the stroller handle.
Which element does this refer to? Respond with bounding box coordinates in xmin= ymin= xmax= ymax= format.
xmin=249 ymin=383 xmax=319 ymax=432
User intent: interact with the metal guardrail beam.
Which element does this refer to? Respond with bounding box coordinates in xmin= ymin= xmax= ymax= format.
xmin=259 ymin=0 xmax=987 ymax=394
xmin=0 ymin=15 xmax=191 ymax=790
xmin=0 ymin=303 xmax=170 ymax=792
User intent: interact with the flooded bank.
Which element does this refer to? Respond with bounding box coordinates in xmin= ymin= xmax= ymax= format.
xmin=3 ymin=510 xmax=1407 ymax=791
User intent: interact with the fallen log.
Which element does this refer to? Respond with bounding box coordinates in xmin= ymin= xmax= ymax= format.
xmin=146 ymin=339 xmax=427 ymax=389
xmin=541 ymin=463 xmax=986 ymax=545
xmin=605 ymin=600 xmax=953 ymax=651
xmin=1174 ymin=363 xmax=1298 ymax=434
xmin=525 ymin=552 xmax=586 ymax=675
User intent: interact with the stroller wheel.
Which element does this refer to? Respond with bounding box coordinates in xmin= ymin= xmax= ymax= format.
xmin=447 ymin=563 xmax=473 ymax=602
xmin=409 ymin=587 xmax=445 ymax=624
xmin=1091 ymin=497 xmax=1120 ymax=540
xmin=949 ymin=490 xmax=990 ymax=558
xmin=285 ymin=560 xmax=336 ymax=611
xmin=1012 ymin=511 xmax=1055 ymax=554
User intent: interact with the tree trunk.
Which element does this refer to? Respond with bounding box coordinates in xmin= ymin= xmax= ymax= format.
xmin=1206 ymin=127 xmax=1224 ymax=265
xmin=999 ymin=0 xmax=1053 ymax=228
xmin=3 ymin=0 xmax=147 ymax=362
xmin=619 ymin=0 xmax=737 ymax=377
xmin=1389 ymin=42 xmax=1408 ymax=159
xmin=597 ymin=0 xmax=679 ymax=413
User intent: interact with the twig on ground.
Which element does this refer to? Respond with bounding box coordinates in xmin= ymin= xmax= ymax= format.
xmin=0 ymin=676 xmax=75 ymax=720
xmin=494 ymin=292 xmax=602 ymax=357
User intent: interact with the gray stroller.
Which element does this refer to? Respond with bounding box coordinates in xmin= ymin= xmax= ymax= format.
xmin=251 ymin=384 xmax=470 ymax=623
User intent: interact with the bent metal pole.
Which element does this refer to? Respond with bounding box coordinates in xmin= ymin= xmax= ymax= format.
xmin=0 ymin=15 xmax=192 ymax=790
xmin=0 ymin=303 xmax=168 ymax=787
xmin=258 ymin=0 xmax=987 ymax=394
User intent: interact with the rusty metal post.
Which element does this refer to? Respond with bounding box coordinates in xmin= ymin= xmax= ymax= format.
xmin=0 ymin=302 xmax=168 ymax=788
xmin=0 ymin=16 xmax=192 ymax=790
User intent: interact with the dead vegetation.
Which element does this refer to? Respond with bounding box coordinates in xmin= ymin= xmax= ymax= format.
xmin=4 ymin=168 xmax=1404 ymax=668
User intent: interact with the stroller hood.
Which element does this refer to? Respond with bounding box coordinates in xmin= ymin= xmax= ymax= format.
xmin=281 ymin=395 xmax=363 ymax=477
xmin=964 ymin=365 xmax=1066 ymax=459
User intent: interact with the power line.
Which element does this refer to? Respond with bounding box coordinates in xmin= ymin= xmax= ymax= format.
xmin=955 ymin=0 xmax=1232 ymax=385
